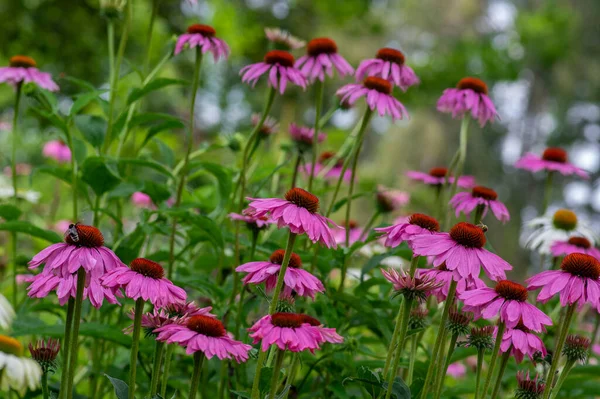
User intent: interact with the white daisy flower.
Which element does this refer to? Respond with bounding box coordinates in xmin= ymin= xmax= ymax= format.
xmin=0 ymin=294 xmax=15 ymax=330
xmin=521 ymin=209 xmax=597 ymax=254
xmin=0 ymin=176 xmax=41 ymax=204
xmin=0 ymin=335 xmax=42 ymax=394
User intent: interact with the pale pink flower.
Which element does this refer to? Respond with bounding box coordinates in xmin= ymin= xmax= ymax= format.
xmin=0 ymin=55 xmax=58 ymax=91
xmin=130 ymin=192 xmax=154 ymax=209
xmin=498 ymin=322 xmax=547 ymax=363
xmin=375 ymin=213 xmax=440 ymax=248
xmin=355 ymin=48 xmax=419 ymax=91
xmin=450 ymin=186 xmax=510 ymax=223
xmin=124 ymin=303 xmax=215 ymax=333
xmin=302 ymin=152 xmax=350 ymax=183
xmin=418 ymin=263 xmax=486 ymax=302
xmin=381 ymin=268 xmax=444 ymax=302
xmin=375 ymin=185 xmax=410 ymax=213
xmin=240 ymin=50 xmax=307 ymax=94
xmin=333 ymin=220 xmax=363 ymax=246
xmin=406 ymin=167 xmax=475 ymax=188
xmin=289 ymin=123 xmax=326 ymax=147
xmin=16 ymin=274 xmax=35 ymax=285
xmin=515 ymin=147 xmax=589 ymax=179
xmin=245 ymin=188 xmax=339 ymax=248
xmin=295 ymin=38 xmax=354 ymax=82
xmin=437 ymin=77 xmax=497 ymax=127
xmin=252 ymin=113 xmax=279 ymax=137
xmin=446 ymin=363 xmax=466 ymax=379
xmin=235 ymin=249 xmax=324 ymax=299
xmin=550 ymin=237 xmax=600 ymax=260
xmin=155 ymin=315 xmax=251 ymax=362
xmin=174 ymin=24 xmax=230 ymax=61
xmin=42 ymin=140 xmax=71 ymax=163
xmin=52 ymin=220 xmax=71 ymax=234
xmin=336 ymin=77 xmax=408 ymax=120
xmin=101 ymin=258 xmax=186 ymax=308
xmin=228 ymin=212 xmax=274 ymax=230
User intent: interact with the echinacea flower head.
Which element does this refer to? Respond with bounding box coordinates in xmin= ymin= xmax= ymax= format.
xmin=228 ymin=212 xmax=274 ymax=231
xmin=101 ymin=258 xmax=186 ymax=307
xmin=375 ymin=185 xmax=410 ymax=213
xmin=27 ymin=223 xmax=125 ymax=308
xmin=436 ymin=77 xmax=498 ymax=127
xmin=174 ymin=24 xmax=230 ymax=61
xmin=381 ymin=268 xmax=444 ymax=302
xmin=125 ymin=303 xmax=215 ymax=335
xmin=408 ymin=307 xmax=429 ymax=331
xmin=355 ymin=48 xmax=419 ymax=91
xmin=42 ymin=140 xmax=71 ymax=163
xmin=447 ymin=363 xmax=467 ymax=379
xmin=28 ymin=338 xmax=60 ymax=374
xmin=289 ymin=123 xmax=326 ymax=150
xmin=551 ymin=237 xmax=600 ymax=260
xmin=417 ymin=263 xmax=486 ymax=302
xmin=245 ymin=188 xmax=339 ymax=248
xmin=264 ymin=27 xmax=306 ymax=50
xmin=235 ymin=249 xmax=325 ymax=299
xmin=0 ymin=335 xmax=42 ymax=394
xmin=155 ymin=315 xmax=251 ymax=362
xmin=248 ymin=312 xmax=342 ymax=353
xmin=515 ymin=371 xmax=545 ymax=399
xmin=252 ymin=113 xmax=279 ymax=137
xmin=0 ymin=55 xmax=58 ymax=91
xmin=333 ymin=220 xmax=363 ymax=246
xmin=523 ymin=209 xmax=596 ymax=254
xmin=411 ymin=222 xmax=512 ymax=281
xmin=375 ymin=213 xmax=440 ymax=248
xmin=563 ymin=334 xmax=590 ymax=363
xmin=303 ymin=151 xmax=350 ymax=183
xmin=499 ymin=321 xmax=546 ymax=363
xmin=405 ymin=167 xmax=476 ymax=188
xmin=527 ymin=253 xmax=600 ymax=311
xmin=131 ymin=192 xmax=154 ymax=209
xmin=461 ymin=280 xmax=552 ymax=332
xmin=336 ymin=77 xmax=409 ymax=120
xmin=240 ymin=50 xmax=307 ymax=94
xmin=447 ymin=307 xmax=473 ymax=337
xmin=450 ymin=186 xmax=510 ymax=223
xmin=0 ymin=294 xmax=15 ymax=330
xmin=514 ymin=147 xmax=588 ymax=179
xmin=464 ymin=326 xmax=495 ymax=351
xmin=295 ymin=37 xmax=354 ymax=82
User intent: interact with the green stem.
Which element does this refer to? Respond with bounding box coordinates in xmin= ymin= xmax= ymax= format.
xmin=189 ymin=352 xmax=205 ymax=399
xmin=481 ymin=322 xmax=506 ymax=399
xmin=433 ymin=333 xmax=458 ymax=399
xmin=587 ymin=313 xmax=600 ymax=365
xmin=268 ymin=232 xmax=297 ymax=314
xmin=542 ymin=305 xmax=576 ymax=399
xmin=59 ymin=298 xmax=75 ymax=399
xmin=10 ymin=83 xmax=22 ymax=305
xmin=419 ymin=279 xmax=458 ymax=399
xmin=290 ymin=152 xmax=302 ymax=189
xmin=143 ymin=0 xmax=159 ymax=74
xmin=443 ymin=116 xmax=470 ymax=230
xmin=168 ymin=48 xmax=203 ymax=280
xmin=234 ymin=230 xmax=259 ymax=335
xmin=128 ymin=298 xmax=144 ymax=399
xmin=281 ymin=354 xmax=299 ymax=399
xmin=217 ymin=361 xmax=227 ymax=399
xmin=542 ymin=172 xmax=554 ymax=215
xmin=473 ymin=204 xmax=485 ymax=225
xmin=102 ymin=0 xmax=133 ymax=154
xmin=359 ymin=210 xmax=380 ymax=241
xmin=344 ymin=108 xmax=374 ymax=247
xmin=490 ymin=349 xmax=511 ymax=399
xmin=549 ymin=359 xmax=576 ymax=399
xmin=319 ymin=104 xmax=338 ymax=127
xmin=406 ymin=335 xmax=417 ymax=386
xmin=160 ymin=344 xmax=175 ymax=398
xmin=66 ymin=268 xmax=86 ymax=399
xmin=250 ymin=349 xmax=269 ymax=399
xmin=307 ymin=80 xmax=324 ymax=192
xmin=474 ymin=349 xmax=484 ymax=399
xmin=64 ymin=126 xmax=78 ymax=221
xmin=107 ymin=21 xmax=115 ymax=99
xmin=42 ymin=373 xmax=49 ymax=399
xmin=325 ymin=131 xmax=360 ymax=217
xmin=384 ymin=297 xmax=413 ymax=399
xmin=267 ymin=349 xmax=286 ymax=399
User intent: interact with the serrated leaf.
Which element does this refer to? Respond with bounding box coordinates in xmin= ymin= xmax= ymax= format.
xmin=81 ymin=157 xmax=121 ymax=195
xmin=74 ymin=114 xmax=107 ymax=148
xmin=105 ymin=374 xmax=129 ymax=399
xmin=0 ymin=204 xmax=22 ymax=221
xmin=127 ymin=78 xmax=187 ymax=105
xmin=0 ymin=221 xmax=62 ymax=243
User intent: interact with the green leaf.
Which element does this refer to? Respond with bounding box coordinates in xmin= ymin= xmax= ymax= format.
xmin=0 ymin=221 xmax=62 ymax=243
xmin=331 ymin=192 xmax=369 ymax=213
xmin=343 ymin=366 xmax=383 ymax=398
xmin=258 ymin=366 xmax=274 ymax=394
xmin=189 ymin=215 xmax=224 ymax=248
xmin=143 ymin=180 xmax=171 ymax=204
xmin=81 ymin=157 xmax=121 ymax=195
xmin=129 ymin=112 xmax=183 ymax=128
xmin=70 ymin=90 xmax=107 ymax=116
xmin=13 ymin=321 xmax=132 ymax=346
xmin=74 ymin=114 xmax=107 ymax=148
xmin=382 ymin=377 xmax=411 ymax=399
xmin=229 ymin=391 xmax=251 ymax=399
xmin=191 ymin=162 xmax=233 ymax=216
xmin=29 ymin=107 xmax=69 ymax=134
xmin=127 ymin=78 xmax=187 ymax=105
xmin=116 ymin=158 xmax=175 ymax=179
xmin=142 ymin=120 xmax=185 ymax=148
xmin=0 ymin=204 xmax=22 ymax=221
xmin=60 ymin=75 xmax=97 ymax=91
xmin=104 ymin=374 xmax=129 ymax=399
xmin=114 ymin=226 xmax=146 ymax=264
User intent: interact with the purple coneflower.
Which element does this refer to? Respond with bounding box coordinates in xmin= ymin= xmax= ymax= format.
xmin=295 ymin=38 xmax=354 ymax=82
xmin=42 ymin=140 xmax=71 ymax=163
xmin=174 ymin=24 xmax=230 ymax=61
xmin=355 ymin=48 xmax=419 ymax=91
xmin=437 ymin=77 xmax=498 ymax=127
xmin=240 ymin=50 xmax=307 ymax=94
xmin=336 ymin=77 xmax=409 ymax=120
xmin=450 ymin=186 xmax=510 ymax=223
xmin=515 ymin=147 xmax=588 ymax=179
xmin=0 ymin=55 xmax=58 ymax=91
xmin=406 ymin=167 xmax=475 ymax=188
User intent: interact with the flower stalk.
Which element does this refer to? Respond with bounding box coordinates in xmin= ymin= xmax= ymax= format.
xmin=268 ymin=349 xmax=286 ymax=399
xmin=59 ymin=299 xmax=75 ymax=399
xmin=443 ymin=116 xmax=470 ymax=230
xmin=307 ymin=80 xmax=324 ymax=192
xmin=542 ymin=305 xmax=576 ymax=399
xmin=490 ymin=349 xmax=511 ymax=399
xmin=128 ymin=298 xmax=144 ymax=399
xmin=150 ymin=340 xmax=165 ymax=396
xmin=189 ymin=352 xmax=206 ymax=399
xmin=481 ymin=321 xmax=506 ymax=398
xmin=10 ymin=83 xmax=22 ymax=304
xmin=384 ymin=297 xmax=413 ymax=399
xmin=66 ymin=268 xmax=87 ymax=399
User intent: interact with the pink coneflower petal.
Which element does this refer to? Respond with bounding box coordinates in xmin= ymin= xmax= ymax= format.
xmin=0 ymin=56 xmax=59 ymax=91
xmin=336 ymin=77 xmax=409 ymax=121
xmin=174 ymin=25 xmax=230 ymax=61
xmin=436 ymin=77 xmax=497 ymax=127
xmin=515 ymin=147 xmax=589 ymax=179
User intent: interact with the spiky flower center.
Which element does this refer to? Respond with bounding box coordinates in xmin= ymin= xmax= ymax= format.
xmin=271 ymin=312 xmax=303 ymax=328
xmin=284 ymin=187 xmax=320 ymax=213
xmin=409 ymin=213 xmax=440 ymax=232
xmin=542 ymin=147 xmax=567 ymax=163
xmin=130 ymin=258 xmax=165 ymax=279
xmin=495 ymin=280 xmax=528 ymax=302
xmin=186 ymin=24 xmax=216 ymax=37
xmin=364 ymin=77 xmax=392 ymax=95
xmin=448 ymin=308 xmax=472 ymax=327
xmin=299 ymin=314 xmax=321 ymax=326
xmin=376 ymin=48 xmax=405 ymax=65
xmin=269 ymin=249 xmax=302 ymax=268
xmin=467 ymin=326 xmax=494 ymax=350
xmin=429 ymin=167 xmax=448 ymax=178
xmin=449 ymin=222 xmax=486 ymax=248
xmin=516 ymin=372 xmax=545 ymax=399
xmin=561 ymin=253 xmax=600 ymax=279
xmin=10 ymin=55 xmax=37 ymax=68
xmin=28 ymin=339 xmax=60 ymax=372
xmin=409 ymin=307 xmax=429 ymax=330
xmin=552 ymin=209 xmax=578 ymax=231
xmin=264 ymin=50 xmax=295 ymax=67
xmin=457 ymin=77 xmax=488 ymax=95
xmin=307 ymin=38 xmax=338 ymax=56
xmin=472 ymin=186 xmax=498 ymax=201
xmin=568 ymin=236 xmax=591 ymax=249
xmin=563 ymin=334 xmax=590 ymax=363
xmin=0 ymin=335 xmax=23 ymax=356
xmin=64 ymin=224 xmax=104 ymax=248
xmin=187 ymin=315 xmax=225 ymax=337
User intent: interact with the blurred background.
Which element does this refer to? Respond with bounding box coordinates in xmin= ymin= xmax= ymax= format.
xmin=1 ymin=0 xmax=599 ymax=274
